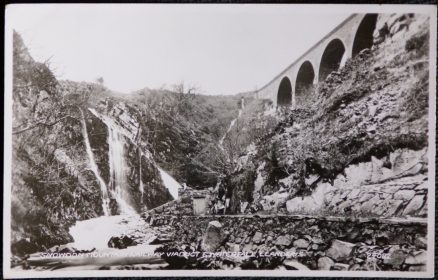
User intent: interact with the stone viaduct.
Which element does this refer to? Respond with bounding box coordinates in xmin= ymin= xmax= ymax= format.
xmin=256 ymin=13 xmax=379 ymax=107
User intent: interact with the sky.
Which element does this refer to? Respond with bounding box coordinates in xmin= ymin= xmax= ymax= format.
xmin=7 ymin=4 xmax=350 ymax=95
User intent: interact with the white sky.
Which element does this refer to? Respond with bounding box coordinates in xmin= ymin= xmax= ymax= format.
xmin=7 ymin=4 xmax=350 ymax=95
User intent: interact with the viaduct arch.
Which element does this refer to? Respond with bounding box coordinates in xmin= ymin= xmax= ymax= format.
xmin=295 ymin=61 xmax=315 ymax=104
xmin=277 ymin=77 xmax=292 ymax=106
xmin=352 ymin=14 xmax=378 ymax=57
xmin=266 ymin=14 xmax=378 ymax=108
xmin=319 ymin=39 xmax=346 ymax=81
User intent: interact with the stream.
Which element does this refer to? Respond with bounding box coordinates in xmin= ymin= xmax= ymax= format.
xmin=19 ymin=214 xmax=167 ymax=270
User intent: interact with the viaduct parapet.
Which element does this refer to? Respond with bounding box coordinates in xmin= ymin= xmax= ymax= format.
xmin=256 ymin=13 xmax=379 ymax=107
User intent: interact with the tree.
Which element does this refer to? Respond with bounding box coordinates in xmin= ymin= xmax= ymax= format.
xmin=170 ymin=81 xmax=199 ymax=119
xmin=96 ymin=77 xmax=104 ymax=86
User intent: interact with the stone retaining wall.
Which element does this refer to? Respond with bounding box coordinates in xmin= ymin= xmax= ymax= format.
xmin=143 ymin=214 xmax=427 ymax=271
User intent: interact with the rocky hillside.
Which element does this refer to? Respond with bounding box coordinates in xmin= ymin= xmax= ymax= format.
xmin=225 ymin=14 xmax=430 ymax=217
xmin=11 ymin=33 xmax=170 ymax=255
xmin=100 ymin=89 xmax=239 ymax=189
xmin=11 ymin=33 xmax=105 ymax=255
xmin=10 ymin=31 xmax=268 ymax=256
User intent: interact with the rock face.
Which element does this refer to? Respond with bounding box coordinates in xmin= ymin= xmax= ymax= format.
xmin=260 ymin=191 xmax=289 ymax=212
xmin=285 ymin=149 xmax=428 ymax=218
xmin=11 ymin=32 xmax=102 ymax=256
xmin=87 ymin=104 xmax=174 ymax=214
xmin=286 ymin=183 xmax=333 ymax=214
xmin=201 ymin=221 xmax=224 ymax=252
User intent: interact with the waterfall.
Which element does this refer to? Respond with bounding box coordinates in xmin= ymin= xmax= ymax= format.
xmin=157 ymin=167 xmax=181 ymax=199
xmin=239 ymin=97 xmax=245 ymax=116
xmin=139 ymin=150 xmax=144 ymax=203
xmin=219 ymin=97 xmax=245 ymax=147
xmin=107 ymin=124 xmax=136 ymax=215
xmin=88 ymin=108 xmax=136 ymax=215
xmin=79 ymin=109 xmax=111 ymax=216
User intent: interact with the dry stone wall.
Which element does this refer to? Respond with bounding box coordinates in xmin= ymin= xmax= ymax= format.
xmin=147 ymin=214 xmax=427 ymax=271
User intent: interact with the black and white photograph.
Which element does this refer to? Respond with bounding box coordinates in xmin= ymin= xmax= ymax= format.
xmin=3 ymin=3 xmax=436 ymax=278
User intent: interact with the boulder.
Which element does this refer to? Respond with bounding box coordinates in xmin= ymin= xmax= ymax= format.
xmin=405 ymin=250 xmax=427 ymax=265
xmin=408 ymin=265 xmax=427 ymax=271
xmin=286 ymin=197 xmax=319 ymax=213
xmin=332 ymin=263 xmax=350 ymax=271
xmin=326 ymin=240 xmax=355 ymax=262
xmin=393 ymin=190 xmax=416 ymax=201
xmin=275 ymin=235 xmax=292 ymax=247
xmin=286 ymin=182 xmax=334 ymax=214
xmin=402 ymin=195 xmax=426 ymax=215
xmin=252 ymin=232 xmax=263 ymax=244
xmin=293 ymin=239 xmax=310 ymax=249
xmin=312 ymin=183 xmax=334 ymax=205
xmin=283 ymin=260 xmax=310 ymax=270
xmin=201 ymin=221 xmax=224 ymax=252
xmin=227 ymin=243 xmax=241 ymax=252
xmin=378 ymin=199 xmax=404 ymax=217
xmin=317 ymin=256 xmax=335 ymax=270
xmin=48 ymin=244 xmax=78 ymax=254
xmin=149 ymin=237 xmax=172 ymax=245
xmin=108 ymin=235 xmax=135 ymax=249
xmin=260 ymin=191 xmax=289 ymax=212
xmin=414 ymin=236 xmax=427 ymax=249
xmin=383 ymin=247 xmax=406 ymax=267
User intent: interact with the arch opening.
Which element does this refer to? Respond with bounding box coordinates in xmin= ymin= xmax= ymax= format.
xmin=277 ymin=77 xmax=292 ymax=107
xmin=295 ymin=61 xmax=315 ymax=105
xmin=352 ymin=14 xmax=378 ymax=57
xmin=319 ymin=39 xmax=346 ymax=82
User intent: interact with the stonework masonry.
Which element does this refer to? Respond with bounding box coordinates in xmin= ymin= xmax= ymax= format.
xmin=256 ymin=14 xmax=415 ymax=107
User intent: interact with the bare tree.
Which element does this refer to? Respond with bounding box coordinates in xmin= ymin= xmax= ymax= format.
xmin=96 ymin=77 xmax=104 ymax=86
xmin=170 ymin=81 xmax=199 ymax=120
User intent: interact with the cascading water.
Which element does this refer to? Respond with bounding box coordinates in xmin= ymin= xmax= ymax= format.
xmin=157 ymin=167 xmax=181 ymax=200
xmin=79 ymin=109 xmax=111 ymax=216
xmin=219 ymin=97 xmax=245 ymax=147
xmin=88 ymin=108 xmax=136 ymax=215
xmin=108 ymin=125 xmax=136 ymax=214
xmin=85 ymin=107 xmax=181 ymax=214
xmin=139 ymin=150 xmax=145 ymax=203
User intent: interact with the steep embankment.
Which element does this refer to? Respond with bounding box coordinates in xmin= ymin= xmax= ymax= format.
xmin=227 ymin=14 xmax=430 ymax=217
xmin=11 ymin=33 xmax=103 ymax=255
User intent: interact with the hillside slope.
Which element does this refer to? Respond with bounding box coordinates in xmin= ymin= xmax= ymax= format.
xmin=10 ymin=31 xmax=267 ymax=255
xmin=225 ymin=14 xmax=430 ymax=217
